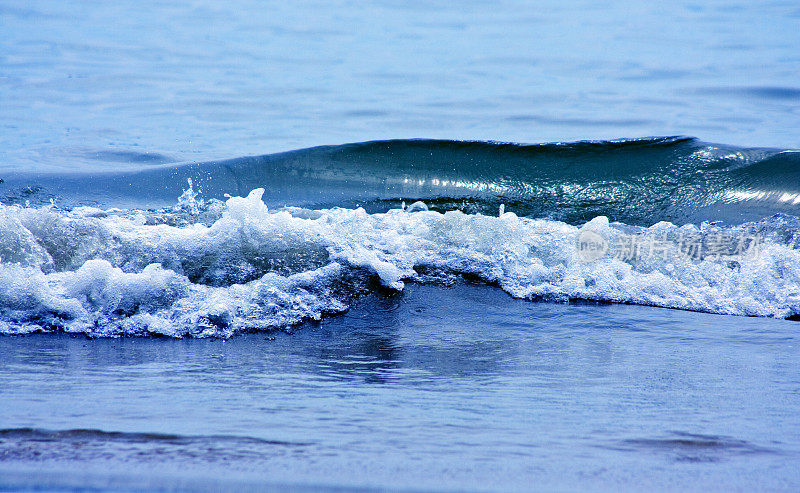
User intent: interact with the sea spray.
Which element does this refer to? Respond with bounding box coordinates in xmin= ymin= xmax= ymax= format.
xmin=1 ymin=186 xmax=800 ymax=337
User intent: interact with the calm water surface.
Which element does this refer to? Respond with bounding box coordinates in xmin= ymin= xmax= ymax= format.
xmin=1 ymin=284 xmax=799 ymax=491
xmin=1 ymin=0 xmax=799 ymax=171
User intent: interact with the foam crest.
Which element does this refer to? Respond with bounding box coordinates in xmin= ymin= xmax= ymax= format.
xmin=1 ymin=187 xmax=799 ymax=337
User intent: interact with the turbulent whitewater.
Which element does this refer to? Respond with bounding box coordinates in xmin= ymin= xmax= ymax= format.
xmin=2 ymin=137 xmax=800 ymax=337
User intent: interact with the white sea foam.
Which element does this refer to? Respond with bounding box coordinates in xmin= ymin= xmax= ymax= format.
xmin=1 ymin=187 xmax=799 ymax=337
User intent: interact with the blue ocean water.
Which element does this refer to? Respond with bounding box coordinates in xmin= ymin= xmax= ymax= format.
xmin=2 ymin=285 xmax=800 ymax=491
xmin=1 ymin=0 xmax=800 ymax=491
xmin=2 ymin=0 xmax=800 ymax=171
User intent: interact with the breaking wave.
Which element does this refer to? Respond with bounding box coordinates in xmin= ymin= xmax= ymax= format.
xmin=1 ymin=188 xmax=800 ymax=337
xmin=1 ymin=137 xmax=800 ymax=337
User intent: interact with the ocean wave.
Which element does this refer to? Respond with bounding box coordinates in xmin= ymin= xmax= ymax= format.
xmin=1 ymin=185 xmax=799 ymax=337
xmin=2 ymin=137 xmax=800 ymax=225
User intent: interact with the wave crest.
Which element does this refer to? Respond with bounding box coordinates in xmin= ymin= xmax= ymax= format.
xmin=3 ymin=137 xmax=800 ymax=225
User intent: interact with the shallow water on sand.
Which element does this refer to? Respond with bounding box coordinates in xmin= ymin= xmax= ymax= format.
xmin=2 ymin=283 xmax=799 ymax=491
